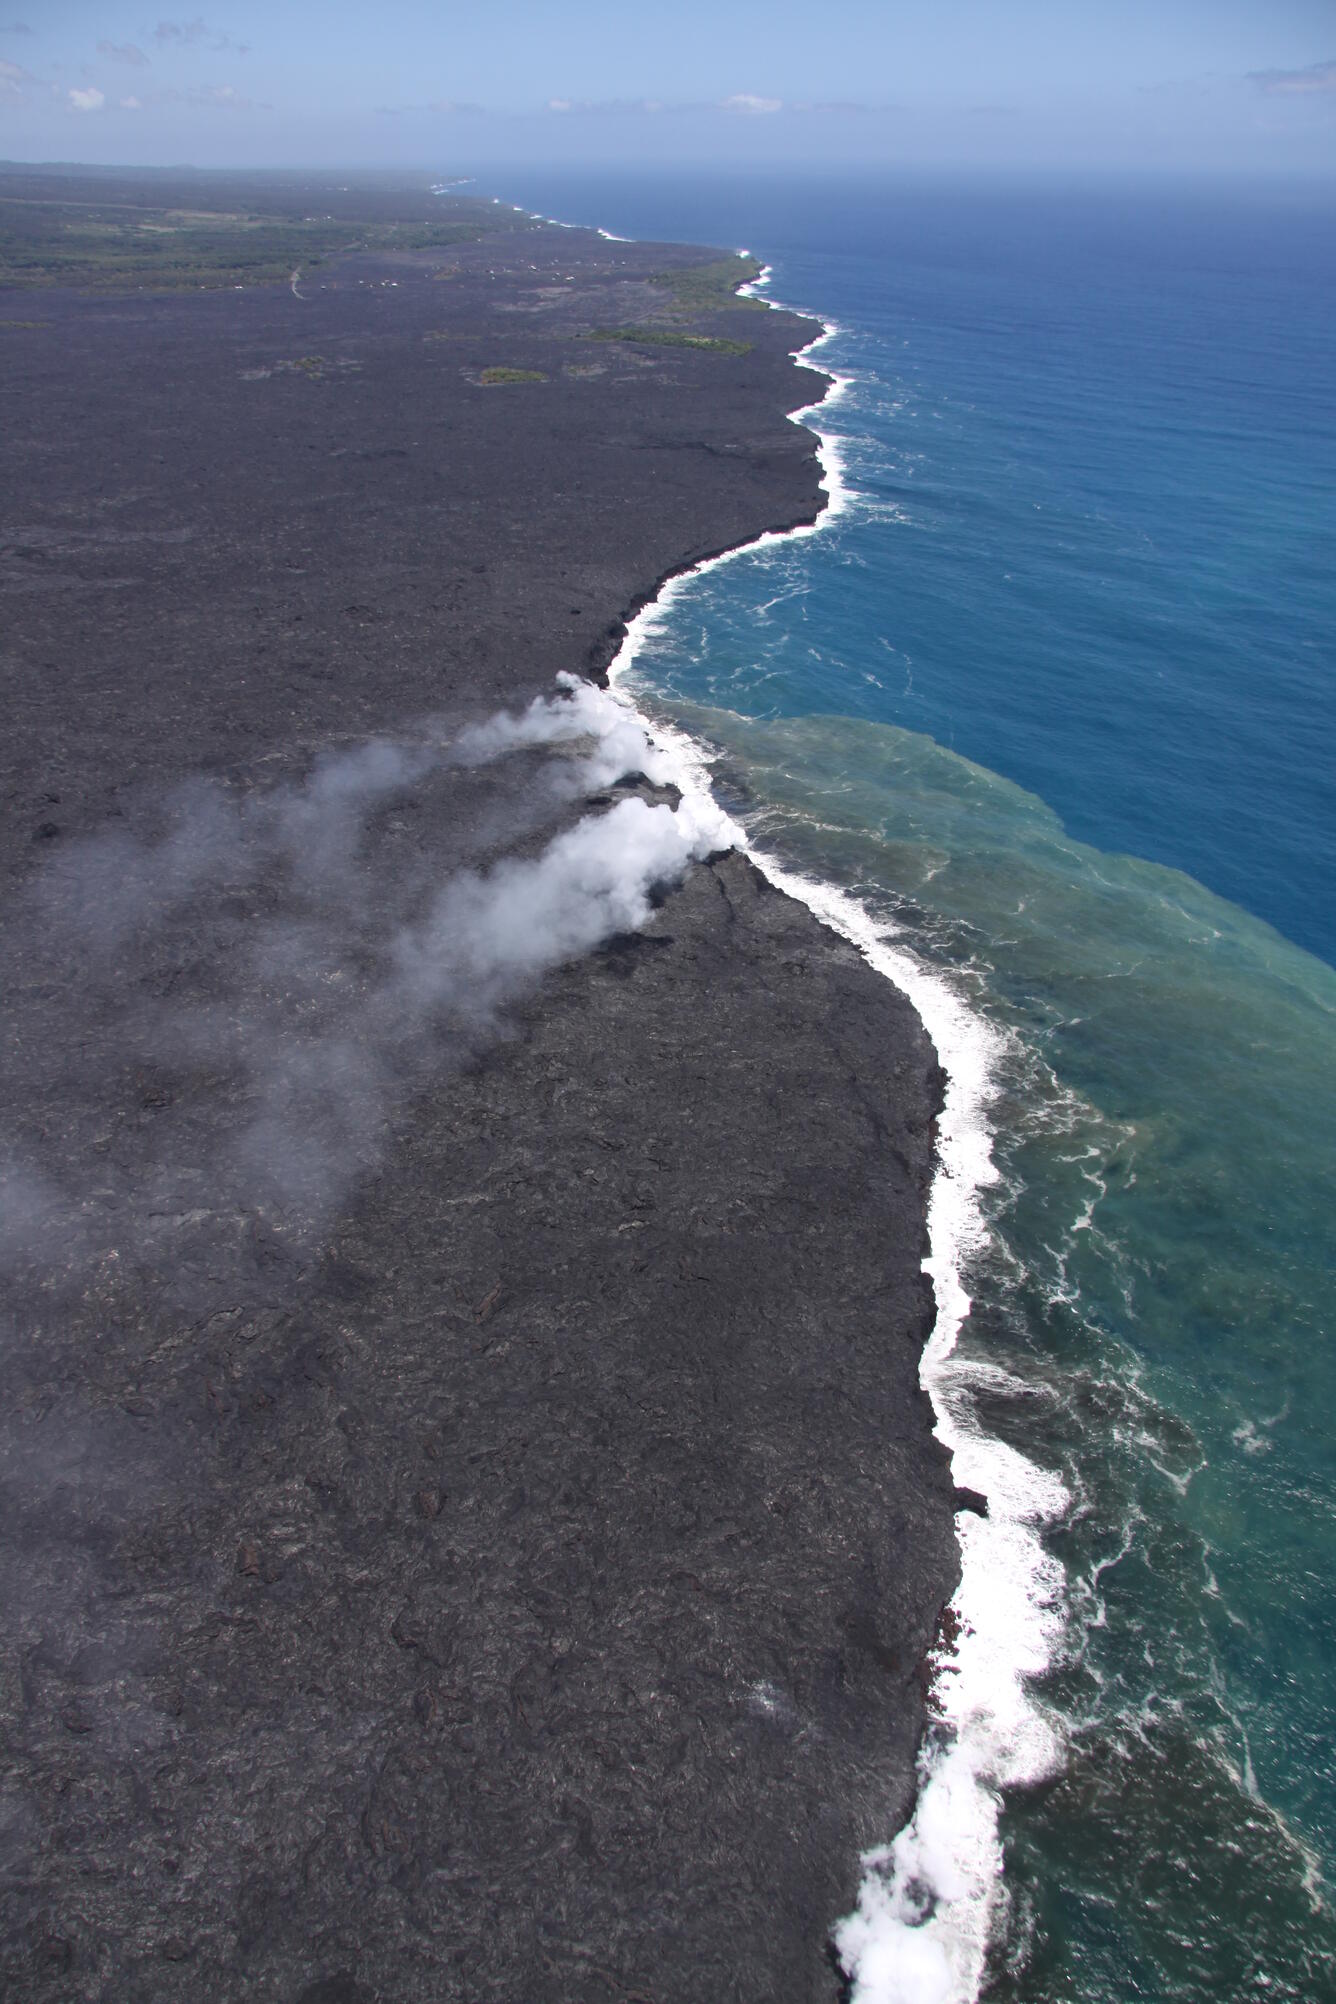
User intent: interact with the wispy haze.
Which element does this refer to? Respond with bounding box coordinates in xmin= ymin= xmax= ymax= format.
xmin=0 ymin=679 xmax=733 ymax=1295
xmin=2 ymin=1 xmax=1334 ymax=174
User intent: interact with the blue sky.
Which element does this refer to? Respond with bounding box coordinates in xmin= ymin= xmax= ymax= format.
xmin=2 ymin=2 xmax=1334 ymax=173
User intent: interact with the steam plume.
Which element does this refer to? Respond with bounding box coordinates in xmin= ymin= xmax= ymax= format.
xmin=0 ymin=679 xmax=736 ymax=1292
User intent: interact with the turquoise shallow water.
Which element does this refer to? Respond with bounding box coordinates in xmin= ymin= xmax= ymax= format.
xmin=500 ymin=173 xmax=1336 ymax=1998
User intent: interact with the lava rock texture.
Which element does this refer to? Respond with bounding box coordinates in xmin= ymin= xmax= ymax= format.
xmin=0 ymin=175 xmax=961 ymax=2001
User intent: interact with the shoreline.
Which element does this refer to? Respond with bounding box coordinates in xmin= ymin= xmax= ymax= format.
xmin=508 ymin=208 xmax=851 ymax=685
xmin=582 ymin=235 xmax=1068 ymax=1995
xmin=563 ymin=218 xmax=1007 ymax=1981
xmin=509 ymin=206 xmax=1044 ymax=1992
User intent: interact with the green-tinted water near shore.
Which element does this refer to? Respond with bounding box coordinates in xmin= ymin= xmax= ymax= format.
xmin=641 ymin=695 xmax=1336 ymax=1996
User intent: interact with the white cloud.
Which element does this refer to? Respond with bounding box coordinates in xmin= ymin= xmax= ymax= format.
xmin=535 ymin=94 xmax=688 ymax=117
xmin=68 ymin=86 xmax=105 ymax=112
xmin=155 ymin=15 xmax=208 ymax=44
xmin=375 ymin=96 xmax=487 ymax=116
xmin=722 ymin=92 xmax=783 ymax=115
xmin=146 ymin=80 xmax=262 ymax=109
xmin=154 ymin=17 xmax=250 ymax=54
xmin=1249 ymin=58 xmax=1336 ymax=96
xmin=119 ymin=95 xmax=142 ymax=110
xmin=0 ymin=51 xmax=32 ymax=97
xmin=98 ymin=40 xmax=150 ymax=67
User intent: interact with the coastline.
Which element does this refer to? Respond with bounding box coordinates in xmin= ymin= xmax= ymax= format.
xmin=0 ymin=179 xmax=961 ymax=2001
xmin=576 ymin=266 xmax=854 ymax=685
xmin=596 ymin=252 xmax=1069 ymax=1996
xmin=507 ymin=208 xmax=1030 ymax=1990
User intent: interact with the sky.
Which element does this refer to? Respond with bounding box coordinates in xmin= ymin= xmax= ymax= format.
xmin=2 ymin=2 xmax=1335 ymax=176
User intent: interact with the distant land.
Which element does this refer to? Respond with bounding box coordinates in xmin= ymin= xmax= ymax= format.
xmin=0 ymin=164 xmax=536 ymax=291
xmin=0 ymin=169 xmax=957 ymax=2002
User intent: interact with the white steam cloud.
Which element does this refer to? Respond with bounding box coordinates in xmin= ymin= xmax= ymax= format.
xmin=0 ymin=679 xmax=737 ymax=1290
xmin=395 ymin=791 xmax=725 ymax=1017
xmin=450 ymin=671 xmax=678 ymax=791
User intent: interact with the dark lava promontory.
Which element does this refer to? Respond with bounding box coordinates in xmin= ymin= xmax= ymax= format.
xmin=0 ymin=173 xmax=960 ymax=2002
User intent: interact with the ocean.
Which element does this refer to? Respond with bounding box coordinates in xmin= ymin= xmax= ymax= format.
xmin=493 ymin=170 xmax=1336 ymax=2001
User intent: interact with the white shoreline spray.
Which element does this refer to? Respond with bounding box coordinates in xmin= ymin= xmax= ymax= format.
xmin=609 ymin=260 xmax=1069 ymax=2002
xmin=507 ymin=200 xmax=1070 ymax=2001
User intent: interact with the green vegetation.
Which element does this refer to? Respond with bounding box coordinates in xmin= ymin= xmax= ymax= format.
xmin=0 ymin=169 xmax=538 ymax=293
xmin=587 ymin=326 xmax=753 ymax=356
xmin=478 ymin=366 xmax=548 ymax=385
xmin=0 ymin=170 xmax=764 ymax=311
xmin=583 ymin=257 xmax=761 ymax=355
xmin=649 ymin=256 xmax=765 ymax=312
xmin=0 ymin=208 xmax=485 ymax=291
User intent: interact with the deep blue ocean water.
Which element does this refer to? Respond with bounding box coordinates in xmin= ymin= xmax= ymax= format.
xmin=496 ymin=170 xmax=1336 ymax=2001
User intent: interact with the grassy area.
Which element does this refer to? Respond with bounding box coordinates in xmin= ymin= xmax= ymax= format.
xmin=649 ymin=256 xmax=765 ymax=312
xmin=588 ymin=326 xmax=753 ymax=356
xmin=0 ymin=171 xmax=536 ymax=292
xmin=478 ymin=366 xmax=548 ymax=385
xmin=583 ymin=257 xmax=762 ymax=358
